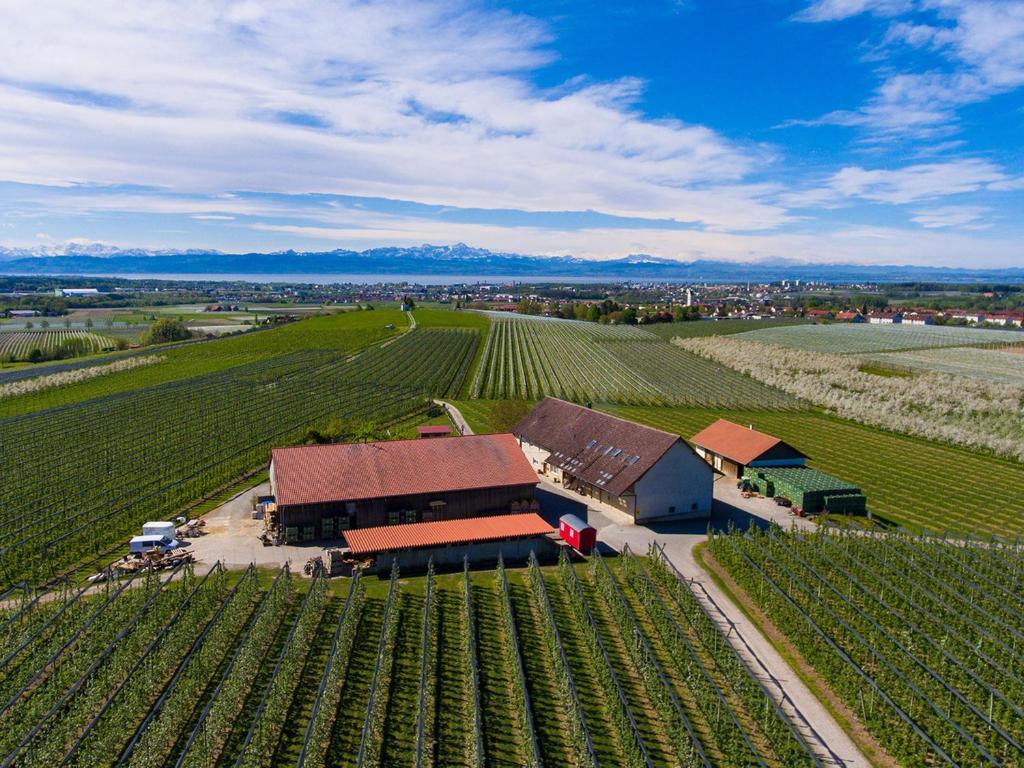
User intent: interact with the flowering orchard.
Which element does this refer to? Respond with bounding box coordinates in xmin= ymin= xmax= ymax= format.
xmin=732 ymin=322 xmax=1022 ymax=354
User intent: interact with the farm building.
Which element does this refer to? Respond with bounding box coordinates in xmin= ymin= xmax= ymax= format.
xmin=742 ymin=467 xmax=866 ymax=515
xmin=269 ymin=433 xmax=539 ymax=537
xmin=343 ymin=512 xmax=556 ymax=571
xmin=691 ymin=418 xmax=808 ymax=478
xmin=416 ymin=425 xmax=452 ymax=439
xmin=513 ymin=397 xmax=713 ymax=522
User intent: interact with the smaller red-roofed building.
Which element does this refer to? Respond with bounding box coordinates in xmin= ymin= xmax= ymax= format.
xmin=269 ymin=434 xmax=539 ymax=537
xmin=416 ymin=425 xmax=453 ymax=438
xmin=690 ymin=419 xmax=808 ymax=478
xmin=345 ymin=512 xmax=556 ymax=571
xmin=835 ymin=311 xmax=864 ymax=323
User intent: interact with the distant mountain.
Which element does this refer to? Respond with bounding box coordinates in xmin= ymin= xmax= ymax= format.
xmin=0 ymin=243 xmax=1022 ymax=283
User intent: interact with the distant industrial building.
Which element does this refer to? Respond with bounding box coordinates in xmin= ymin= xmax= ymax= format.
xmin=53 ymin=287 xmax=101 ymax=297
xmin=269 ymin=433 xmax=539 ymax=537
xmin=691 ymin=419 xmax=808 ymax=478
xmin=513 ymin=397 xmax=713 ymax=522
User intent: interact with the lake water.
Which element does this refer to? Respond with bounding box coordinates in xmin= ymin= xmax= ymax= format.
xmin=1 ymin=271 xmax=633 ymax=285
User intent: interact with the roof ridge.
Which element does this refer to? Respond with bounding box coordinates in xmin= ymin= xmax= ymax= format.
xmin=542 ymin=397 xmax=682 ymax=441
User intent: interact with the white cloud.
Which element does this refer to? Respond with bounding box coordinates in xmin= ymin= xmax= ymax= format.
xmin=910 ymin=204 xmax=990 ymax=228
xmin=783 ymin=158 xmax=1007 ymax=206
xmin=797 ymin=1 xmax=1024 ymax=137
xmin=0 ymin=0 xmax=783 ymax=231
xmin=796 ymin=0 xmax=912 ymax=22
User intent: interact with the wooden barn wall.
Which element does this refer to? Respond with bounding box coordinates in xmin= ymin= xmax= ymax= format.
xmin=278 ymin=482 xmax=537 ymax=528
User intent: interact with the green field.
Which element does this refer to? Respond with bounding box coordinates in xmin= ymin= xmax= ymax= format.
xmin=732 ymin=322 xmax=1023 ymax=354
xmin=0 ymin=550 xmax=819 ymax=767
xmin=469 ymin=314 xmax=798 ymax=408
xmin=599 ymin=405 xmax=1024 ymax=537
xmin=710 ymin=528 xmax=1024 ymax=767
xmin=451 ymin=399 xmax=1024 ymax=537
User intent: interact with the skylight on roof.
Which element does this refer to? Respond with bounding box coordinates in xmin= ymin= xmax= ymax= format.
xmin=586 ymin=439 xmax=598 ymax=449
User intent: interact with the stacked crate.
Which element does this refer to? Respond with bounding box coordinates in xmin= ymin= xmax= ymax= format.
xmin=742 ymin=466 xmax=866 ymax=514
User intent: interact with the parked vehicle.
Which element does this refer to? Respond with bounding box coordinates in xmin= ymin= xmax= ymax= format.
xmin=129 ymin=534 xmax=181 ymax=554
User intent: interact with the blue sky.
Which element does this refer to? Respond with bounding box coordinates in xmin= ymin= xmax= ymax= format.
xmin=0 ymin=0 xmax=1022 ymax=266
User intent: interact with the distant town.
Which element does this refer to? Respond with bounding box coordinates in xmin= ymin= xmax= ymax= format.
xmin=3 ymin=274 xmax=1022 ymax=329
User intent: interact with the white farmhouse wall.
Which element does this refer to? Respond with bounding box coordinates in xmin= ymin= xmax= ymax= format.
xmin=633 ymin=441 xmax=713 ymax=521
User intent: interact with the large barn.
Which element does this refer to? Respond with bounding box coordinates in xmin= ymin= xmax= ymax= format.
xmin=512 ymin=397 xmax=713 ymax=522
xmin=690 ymin=419 xmax=808 ymax=478
xmin=269 ymin=433 xmax=539 ymax=537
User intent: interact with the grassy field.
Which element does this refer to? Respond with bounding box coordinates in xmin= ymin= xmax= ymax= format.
xmin=710 ymin=528 xmax=1024 ymax=767
xmin=599 ymin=405 xmax=1024 ymax=537
xmin=469 ymin=314 xmax=798 ymax=408
xmin=0 ymin=552 xmax=818 ymax=767
xmin=450 ymin=398 xmax=1024 ymax=537
xmin=732 ymin=322 xmax=1023 ymax=354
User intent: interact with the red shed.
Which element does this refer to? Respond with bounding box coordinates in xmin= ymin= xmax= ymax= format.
xmin=559 ymin=514 xmax=596 ymax=553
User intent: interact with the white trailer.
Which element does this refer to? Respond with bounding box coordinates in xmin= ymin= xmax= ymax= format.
xmin=142 ymin=521 xmax=176 ymax=539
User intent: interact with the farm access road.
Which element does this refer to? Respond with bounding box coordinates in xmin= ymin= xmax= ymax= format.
xmin=549 ymin=475 xmax=869 ymax=768
xmin=434 ymin=399 xmax=473 ymax=435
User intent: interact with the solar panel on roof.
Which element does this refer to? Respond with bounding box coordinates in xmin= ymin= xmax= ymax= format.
xmin=586 ymin=439 xmax=598 ymax=449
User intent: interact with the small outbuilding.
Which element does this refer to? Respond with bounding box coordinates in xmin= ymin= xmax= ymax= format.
xmin=416 ymin=425 xmax=452 ymax=439
xmin=343 ymin=512 xmax=555 ymax=571
xmin=690 ymin=419 xmax=807 ymax=478
xmin=558 ymin=514 xmax=596 ymax=553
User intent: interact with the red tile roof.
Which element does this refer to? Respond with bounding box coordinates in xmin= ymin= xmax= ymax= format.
xmin=271 ymin=434 xmax=537 ymax=507
xmin=690 ymin=418 xmax=806 ymax=466
xmin=416 ymin=425 xmax=453 ymax=435
xmin=344 ymin=512 xmax=553 ymax=556
xmin=512 ymin=397 xmax=685 ymax=497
